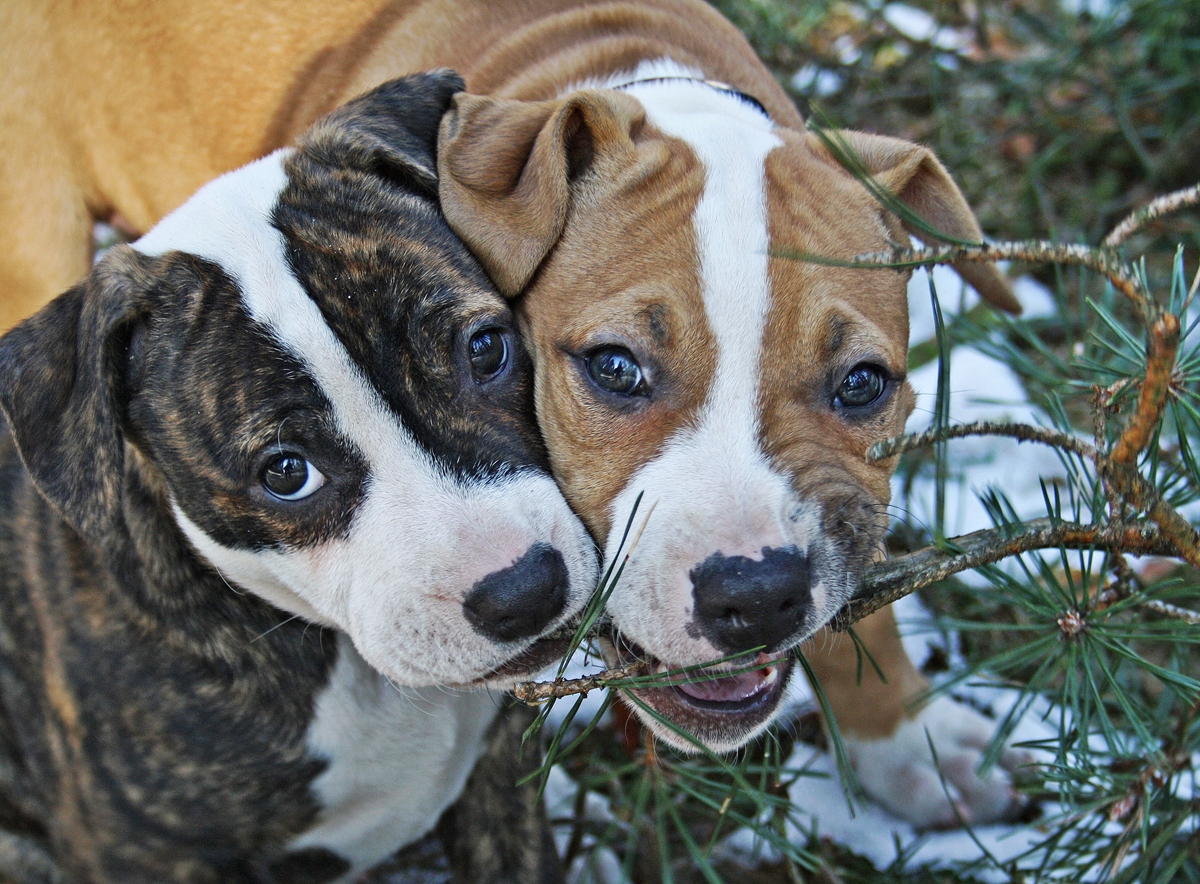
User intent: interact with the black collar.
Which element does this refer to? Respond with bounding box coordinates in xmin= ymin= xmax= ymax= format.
xmin=611 ymin=76 xmax=769 ymax=118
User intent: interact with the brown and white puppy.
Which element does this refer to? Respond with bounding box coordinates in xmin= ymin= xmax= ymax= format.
xmin=436 ymin=67 xmax=1028 ymax=828
xmin=1 ymin=0 xmax=1024 ymax=828
xmin=0 ymin=72 xmax=592 ymax=883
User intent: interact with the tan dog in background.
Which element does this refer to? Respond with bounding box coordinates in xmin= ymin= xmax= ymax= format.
xmin=2 ymin=0 xmax=1027 ymax=827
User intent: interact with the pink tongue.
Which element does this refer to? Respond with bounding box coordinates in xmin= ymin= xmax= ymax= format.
xmin=676 ymin=668 xmax=770 ymax=703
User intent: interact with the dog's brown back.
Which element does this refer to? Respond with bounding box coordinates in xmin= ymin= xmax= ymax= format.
xmin=0 ymin=0 xmax=791 ymax=328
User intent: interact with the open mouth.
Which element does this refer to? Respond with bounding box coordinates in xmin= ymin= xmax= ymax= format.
xmin=605 ymin=639 xmax=794 ymax=750
xmin=662 ymin=656 xmax=785 ymax=707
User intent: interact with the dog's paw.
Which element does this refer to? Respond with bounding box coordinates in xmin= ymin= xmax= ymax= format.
xmin=843 ymin=695 xmax=1034 ymax=829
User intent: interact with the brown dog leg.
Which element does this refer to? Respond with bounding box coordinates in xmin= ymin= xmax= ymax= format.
xmin=436 ymin=698 xmax=564 ymax=884
xmin=805 ymin=605 xmax=927 ymax=741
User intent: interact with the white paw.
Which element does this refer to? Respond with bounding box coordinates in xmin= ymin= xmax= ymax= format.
xmin=843 ymin=695 xmax=1035 ymax=829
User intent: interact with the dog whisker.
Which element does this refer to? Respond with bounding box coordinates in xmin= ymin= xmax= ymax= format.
xmin=250 ymin=614 xmax=301 ymax=643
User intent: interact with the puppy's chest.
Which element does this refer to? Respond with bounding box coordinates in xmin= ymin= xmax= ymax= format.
xmin=291 ymin=635 xmax=500 ymax=877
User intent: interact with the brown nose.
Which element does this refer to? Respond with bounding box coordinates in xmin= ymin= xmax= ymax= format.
xmin=690 ymin=546 xmax=811 ymax=654
xmin=463 ymin=543 xmax=569 ymax=643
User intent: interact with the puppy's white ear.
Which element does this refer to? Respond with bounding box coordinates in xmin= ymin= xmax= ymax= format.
xmin=0 ymin=246 xmax=155 ymax=540
xmin=438 ymin=90 xmax=645 ymax=296
xmin=298 ymin=69 xmax=467 ymax=196
xmin=807 ymin=129 xmax=1022 ymax=314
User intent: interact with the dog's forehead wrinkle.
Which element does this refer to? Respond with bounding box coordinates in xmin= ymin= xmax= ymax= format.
xmin=826 ymin=314 xmax=847 ymax=356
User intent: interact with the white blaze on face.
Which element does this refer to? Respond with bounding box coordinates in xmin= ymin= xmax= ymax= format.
xmin=599 ymin=73 xmax=829 ymax=666
xmin=136 ymin=153 xmax=596 ymax=686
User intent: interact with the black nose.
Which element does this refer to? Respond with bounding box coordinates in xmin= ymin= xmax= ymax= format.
xmin=463 ymin=543 xmax=569 ymax=642
xmin=690 ymin=547 xmax=811 ymax=654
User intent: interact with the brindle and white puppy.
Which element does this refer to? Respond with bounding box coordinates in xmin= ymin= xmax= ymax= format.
xmin=0 ymin=71 xmax=593 ymax=883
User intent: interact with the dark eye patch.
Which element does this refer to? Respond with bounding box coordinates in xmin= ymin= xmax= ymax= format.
xmin=125 ymin=256 xmax=367 ymax=551
xmin=272 ymin=151 xmax=548 ymax=480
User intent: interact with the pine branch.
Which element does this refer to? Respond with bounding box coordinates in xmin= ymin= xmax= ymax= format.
xmin=510 ymin=519 xmax=1178 ymax=699
xmin=830 ymin=519 xmax=1177 ymax=630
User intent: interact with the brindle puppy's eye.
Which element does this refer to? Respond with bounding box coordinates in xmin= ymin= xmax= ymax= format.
xmin=262 ymin=454 xmax=326 ymax=501
xmin=836 ymin=364 xmax=887 ymax=409
xmin=586 ymin=347 xmax=647 ymax=396
xmin=468 ymin=328 xmax=509 ymax=379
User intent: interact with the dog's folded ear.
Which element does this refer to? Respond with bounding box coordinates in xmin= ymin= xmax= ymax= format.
xmin=807 ymin=129 xmax=1022 ymax=314
xmin=438 ymin=90 xmax=646 ymax=296
xmin=297 ymin=68 xmax=467 ymax=197
xmin=0 ymin=246 xmax=155 ymax=541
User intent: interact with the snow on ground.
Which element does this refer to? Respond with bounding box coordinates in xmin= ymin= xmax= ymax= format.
xmin=901 ymin=264 xmax=1067 ymax=540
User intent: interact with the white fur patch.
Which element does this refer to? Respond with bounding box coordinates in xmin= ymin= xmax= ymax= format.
xmin=135 ymin=154 xmax=596 ymax=686
xmin=289 ymin=634 xmax=501 ymax=877
xmin=596 ymin=70 xmax=837 ymax=667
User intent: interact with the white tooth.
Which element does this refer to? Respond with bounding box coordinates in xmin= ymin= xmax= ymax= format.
xmin=762 ymin=667 xmax=777 ymax=686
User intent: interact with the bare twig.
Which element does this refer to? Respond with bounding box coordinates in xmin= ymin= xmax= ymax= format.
xmin=1103 ymin=184 xmax=1200 ymax=249
xmin=1094 ymin=384 xmax=1129 ymax=518
xmin=1095 ymin=571 xmax=1200 ymax=624
xmin=513 ymin=659 xmax=650 ymax=704
xmin=868 ymin=421 xmax=1098 ymax=463
xmin=1136 ymin=599 xmax=1200 ymax=625
xmin=851 ymin=241 xmax=1149 ymax=313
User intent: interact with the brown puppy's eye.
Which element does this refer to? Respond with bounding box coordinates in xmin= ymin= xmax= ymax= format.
xmin=586 ymin=347 xmax=646 ymax=396
xmin=262 ymin=453 xmax=325 ymax=501
xmin=468 ymin=328 xmax=509 ymax=379
xmin=836 ymin=364 xmax=886 ymax=409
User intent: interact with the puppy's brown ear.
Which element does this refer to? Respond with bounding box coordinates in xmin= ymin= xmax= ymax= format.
xmin=298 ymin=69 xmax=467 ymax=197
xmin=438 ymin=90 xmax=645 ymax=296
xmin=808 ymin=130 xmax=1022 ymax=314
xmin=0 ymin=246 xmax=154 ymax=541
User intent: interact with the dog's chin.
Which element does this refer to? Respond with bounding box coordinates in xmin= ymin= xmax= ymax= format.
xmin=457 ymin=634 xmax=578 ymax=689
xmin=603 ymin=639 xmax=793 ymax=754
